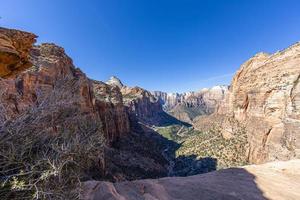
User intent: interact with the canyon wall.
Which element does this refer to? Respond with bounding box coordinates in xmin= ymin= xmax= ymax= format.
xmin=0 ymin=27 xmax=36 ymax=78
xmin=0 ymin=28 xmax=171 ymax=185
xmin=152 ymin=86 xmax=228 ymax=123
xmin=195 ymin=42 xmax=300 ymax=164
xmin=106 ymin=76 xmax=181 ymax=126
xmin=0 ymin=28 xmax=130 ymax=144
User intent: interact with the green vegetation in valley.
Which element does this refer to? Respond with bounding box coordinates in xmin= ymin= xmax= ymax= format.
xmin=155 ymin=123 xmax=249 ymax=170
xmin=169 ymin=104 xmax=207 ymax=121
xmin=176 ymin=128 xmax=249 ymax=169
xmin=155 ymin=125 xmax=198 ymax=141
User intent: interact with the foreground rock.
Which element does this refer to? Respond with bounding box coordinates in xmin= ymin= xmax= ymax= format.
xmin=82 ymin=159 xmax=300 ymax=200
xmin=195 ymin=42 xmax=300 ymax=164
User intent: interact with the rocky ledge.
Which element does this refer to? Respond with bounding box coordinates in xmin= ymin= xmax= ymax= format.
xmin=82 ymin=159 xmax=300 ymax=200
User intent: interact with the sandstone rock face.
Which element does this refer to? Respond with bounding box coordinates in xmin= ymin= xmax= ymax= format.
xmin=82 ymin=159 xmax=300 ymax=200
xmin=121 ymin=86 xmax=164 ymax=124
xmin=153 ymin=86 xmax=228 ymax=111
xmin=92 ymin=80 xmax=130 ymax=142
xmin=152 ymin=86 xmax=228 ymax=123
xmin=196 ymin=42 xmax=300 ymax=164
xmin=105 ymin=76 xmax=227 ymax=125
xmin=106 ymin=76 xmax=124 ymax=88
xmin=0 ymin=27 xmax=37 ymax=78
xmin=0 ymin=29 xmax=170 ymax=184
xmin=106 ymin=76 xmax=178 ymax=126
xmin=0 ymin=42 xmax=130 ymax=143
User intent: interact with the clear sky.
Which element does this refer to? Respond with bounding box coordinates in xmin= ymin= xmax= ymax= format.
xmin=1 ymin=0 xmax=300 ymax=92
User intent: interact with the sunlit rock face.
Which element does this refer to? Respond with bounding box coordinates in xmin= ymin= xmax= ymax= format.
xmin=106 ymin=76 xmax=168 ymax=125
xmin=0 ymin=27 xmax=37 ymax=78
xmin=196 ymin=42 xmax=300 ymax=164
xmin=152 ymin=86 xmax=228 ymax=123
xmin=0 ymin=30 xmax=130 ymax=144
xmin=106 ymin=76 xmax=124 ymax=88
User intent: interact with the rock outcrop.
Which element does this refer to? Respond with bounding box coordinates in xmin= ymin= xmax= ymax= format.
xmin=82 ymin=159 xmax=300 ymax=200
xmin=195 ymin=42 xmax=300 ymax=164
xmin=121 ymin=86 xmax=164 ymax=124
xmin=106 ymin=76 xmax=124 ymax=88
xmin=0 ymin=36 xmax=130 ymax=144
xmin=152 ymin=86 xmax=228 ymax=123
xmin=106 ymin=76 xmax=183 ymax=126
xmin=0 ymin=28 xmax=169 ymax=186
xmin=0 ymin=27 xmax=37 ymax=78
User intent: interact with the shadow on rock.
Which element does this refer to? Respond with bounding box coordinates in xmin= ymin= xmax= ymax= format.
xmin=82 ymin=167 xmax=271 ymax=200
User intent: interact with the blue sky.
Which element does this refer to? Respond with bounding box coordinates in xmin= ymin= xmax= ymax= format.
xmin=1 ymin=0 xmax=300 ymax=92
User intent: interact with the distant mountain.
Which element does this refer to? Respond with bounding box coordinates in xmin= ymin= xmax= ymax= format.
xmin=152 ymin=86 xmax=228 ymax=123
xmin=106 ymin=76 xmax=189 ymax=126
xmin=106 ymin=76 xmax=124 ymax=88
xmin=105 ymin=75 xmax=228 ymax=124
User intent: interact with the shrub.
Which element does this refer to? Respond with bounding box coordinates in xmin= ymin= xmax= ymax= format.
xmin=0 ymin=115 xmax=105 ymax=199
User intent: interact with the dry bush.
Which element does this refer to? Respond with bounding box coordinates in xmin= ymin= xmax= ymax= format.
xmin=0 ymin=116 xmax=105 ymax=199
xmin=0 ymin=76 xmax=106 ymax=199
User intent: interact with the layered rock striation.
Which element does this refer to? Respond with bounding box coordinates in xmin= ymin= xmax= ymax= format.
xmin=195 ymin=42 xmax=300 ymax=164
xmin=152 ymin=86 xmax=228 ymax=123
xmin=0 ymin=30 xmax=130 ymax=144
xmin=0 ymin=27 xmax=37 ymax=78
xmin=106 ymin=76 xmax=183 ymax=126
xmin=0 ymin=28 xmax=170 ymax=186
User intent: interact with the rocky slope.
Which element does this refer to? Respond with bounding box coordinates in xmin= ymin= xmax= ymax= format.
xmin=152 ymin=86 xmax=228 ymax=123
xmin=195 ymin=42 xmax=300 ymax=164
xmin=82 ymin=159 xmax=300 ymax=200
xmin=0 ymin=28 xmax=174 ymax=199
xmin=0 ymin=26 xmax=171 ymax=170
xmin=0 ymin=35 xmax=130 ymax=144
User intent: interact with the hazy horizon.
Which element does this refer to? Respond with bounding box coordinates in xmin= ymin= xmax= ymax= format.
xmin=1 ymin=0 xmax=300 ymax=93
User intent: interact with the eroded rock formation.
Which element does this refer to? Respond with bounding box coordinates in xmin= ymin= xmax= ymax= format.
xmin=0 ymin=31 xmax=130 ymax=144
xmin=0 ymin=28 xmax=169 ymax=186
xmin=106 ymin=76 xmax=182 ymax=126
xmin=0 ymin=27 xmax=37 ymax=78
xmin=195 ymin=42 xmax=300 ymax=164
xmin=152 ymin=86 xmax=228 ymax=123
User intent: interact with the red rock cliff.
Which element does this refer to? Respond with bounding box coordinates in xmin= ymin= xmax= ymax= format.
xmin=0 ymin=28 xmax=130 ymax=144
xmin=0 ymin=27 xmax=37 ymax=78
xmin=195 ymin=42 xmax=300 ymax=164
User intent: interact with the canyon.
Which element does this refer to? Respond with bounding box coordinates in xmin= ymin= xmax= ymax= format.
xmin=0 ymin=27 xmax=300 ymax=199
xmin=152 ymin=85 xmax=228 ymax=123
